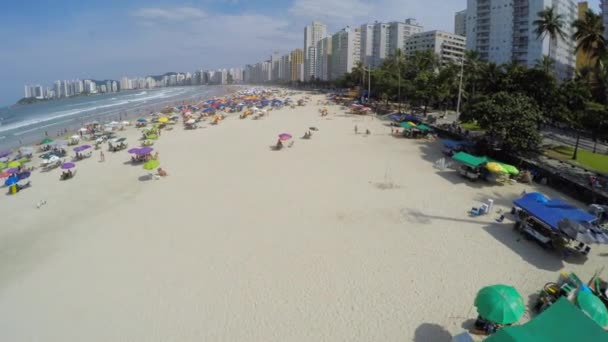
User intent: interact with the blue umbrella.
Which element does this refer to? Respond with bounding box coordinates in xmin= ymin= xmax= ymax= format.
xmin=0 ymin=151 xmax=11 ymax=158
xmin=61 ymin=162 xmax=76 ymax=170
xmin=137 ymin=118 xmax=148 ymax=123
xmin=5 ymin=176 xmax=18 ymax=186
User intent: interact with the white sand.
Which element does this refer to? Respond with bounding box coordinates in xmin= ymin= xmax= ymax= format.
xmin=0 ymin=93 xmax=606 ymax=341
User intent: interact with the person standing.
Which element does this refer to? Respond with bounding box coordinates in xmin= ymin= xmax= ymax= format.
xmin=100 ymin=151 xmax=105 ymax=162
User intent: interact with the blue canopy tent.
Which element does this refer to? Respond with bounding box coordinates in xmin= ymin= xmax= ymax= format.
xmin=513 ymin=193 xmax=597 ymax=232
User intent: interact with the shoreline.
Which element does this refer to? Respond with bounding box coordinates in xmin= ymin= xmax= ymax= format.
xmin=0 ymin=85 xmax=241 ymax=150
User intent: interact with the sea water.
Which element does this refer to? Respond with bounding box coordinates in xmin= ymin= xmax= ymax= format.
xmin=0 ymin=85 xmax=233 ymax=149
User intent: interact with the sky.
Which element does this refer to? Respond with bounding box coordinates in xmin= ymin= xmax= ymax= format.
xmin=0 ymin=0 xmax=602 ymax=106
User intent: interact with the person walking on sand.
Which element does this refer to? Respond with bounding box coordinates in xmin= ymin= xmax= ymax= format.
xmin=154 ymin=152 xmax=159 ymax=160
xmin=354 ymin=125 xmax=358 ymax=134
xmin=100 ymin=151 xmax=105 ymax=162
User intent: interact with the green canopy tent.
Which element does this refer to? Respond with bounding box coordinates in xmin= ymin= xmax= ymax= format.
xmin=484 ymin=298 xmax=608 ymax=342
xmin=452 ymin=152 xmax=489 ymax=168
xmin=400 ymin=122 xmax=415 ymax=129
xmin=416 ymin=124 xmax=432 ymax=132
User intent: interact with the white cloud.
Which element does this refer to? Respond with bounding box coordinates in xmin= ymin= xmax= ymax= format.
xmin=132 ymin=7 xmax=207 ymax=21
xmin=289 ymin=0 xmax=372 ymax=20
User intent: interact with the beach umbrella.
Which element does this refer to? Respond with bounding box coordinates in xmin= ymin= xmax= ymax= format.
xmin=19 ymin=146 xmax=34 ymax=155
xmin=7 ymin=161 xmax=20 ymax=168
xmin=0 ymin=162 xmax=6 ymax=169
xmin=137 ymin=118 xmax=148 ymax=123
xmin=158 ymin=117 xmax=169 ymax=123
xmin=74 ymin=145 xmax=92 ymax=153
xmin=17 ymin=171 xmax=31 ymax=180
xmin=278 ymin=133 xmax=292 ymax=141
xmin=7 ymin=168 xmax=19 ymax=174
xmin=136 ymin=147 xmax=153 ymax=155
xmin=147 ymin=134 xmax=158 ymax=140
xmin=577 ymin=291 xmax=608 ymax=327
xmin=127 ymin=148 xmax=141 ymax=154
xmin=143 ymin=159 xmax=160 ymax=171
xmin=557 ymin=219 xmax=597 ymax=244
xmin=486 ymin=162 xmax=507 ymax=174
xmin=474 ymin=284 xmax=525 ymax=324
xmin=4 ymin=176 xmax=18 ymax=187
xmin=51 ymin=139 xmax=67 ymax=147
xmin=499 ymin=164 xmax=519 ymax=176
xmin=40 ymin=138 xmax=53 ymax=145
xmin=121 ymin=121 xmax=130 ymax=126
xmin=0 ymin=151 xmax=11 ymax=158
xmin=61 ymin=162 xmax=76 ymax=170
xmin=79 ymin=127 xmax=88 ymax=132
xmin=186 ymin=119 xmax=196 ymax=124
xmin=0 ymin=171 xmax=10 ymax=179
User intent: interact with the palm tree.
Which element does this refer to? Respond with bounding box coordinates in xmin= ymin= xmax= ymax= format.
xmin=533 ymin=6 xmax=566 ymax=68
xmin=535 ymin=56 xmax=556 ymax=74
xmin=386 ymin=48 xmax=407 ymax=112
xmin=572 ymin=9 xmax=606 ymax=64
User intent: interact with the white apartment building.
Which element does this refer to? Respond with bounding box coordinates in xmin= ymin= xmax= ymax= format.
xmin=304 ymin=21 xmax=327 ymax=80
xmin=315 ymin=36 xmax=333 ymax=81
xmin=365 ymin=19 xmax=423 ymax=69
xmin=330 ymin=27 xmax=361 ymax=80
xmin=455 ymin=9 xmax=467 ymax=36
xmin=371 ymin=22 xmax=390 ymax=68
xmin=466 ymin=0 xmax=576 ymax=80
xmin=389 ymin=19 xmax=424 ymax=55
xmin=359 ymin=24 xmax=374 ymax=67
xmin=404 ymin=30 xmax=467 ymax=64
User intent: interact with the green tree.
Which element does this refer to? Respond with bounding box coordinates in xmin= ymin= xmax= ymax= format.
xmin=384 ymin=48 xmax=407 ymax=112
xmin=573 ymin=9 xmax=606 ymax=63
xmin=558 ymin=80 xmax=592 ymax=160
xmin=465 ymin=92 xmax=543 ymax=152
xmin=535 ymin=56 xmax=555 ymax=75
xmin=533 ymin=6 xmax=567 ymax=70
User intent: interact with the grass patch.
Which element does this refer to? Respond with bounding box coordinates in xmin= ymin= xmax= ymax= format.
xmin=545 ymin=145 xmax=608 ymax=174
xmin=460 ymin=122 xmax=483 ymax=131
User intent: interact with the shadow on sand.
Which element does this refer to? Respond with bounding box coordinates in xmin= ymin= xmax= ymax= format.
xmin=414 ymin=323 xmax=452 ymax=342
xmin=482 ymin=224 xmax=563 ymax=271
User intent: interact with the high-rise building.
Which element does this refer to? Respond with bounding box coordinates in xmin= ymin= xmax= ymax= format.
xmin=466 ymin=0 xmax=576 ymax=80
xmin=602 ymin=0 xmax=608 ymax=39
xmin=120 ymin=77 xmax=130 ymax=90
xmin=359 ymin=24 xmax=374 ymax=67
xmin=372 ymin=22 xmax=390 ymax=68
xmin=454 ymin=9 xmax=467 ymax=36
xmin=304 ymin=21 xmax=327 ymax=80
xmin=388 ymin=19 xmax=424 ymax=55
xmin=315 ymin=36 xmax=333 ymax=81
xmin=290 ymin=49 xmax=304 ymax=81
xmin=112 ymin=81 xmax=118 ymax=92
xmin=404 ymin=30 xmax=467 ymax=64
xmin=24 ymin=85 xmax=31 ymax=98
xmin=330 ymin=27 xmax=361 ymax=80
xmin=54 ymin=81 xmax=62 ymax=98
xmin=33 ymin=85 xmax=44 ymax=99
xmin=61 ymin=80 xmax=69 ymax=97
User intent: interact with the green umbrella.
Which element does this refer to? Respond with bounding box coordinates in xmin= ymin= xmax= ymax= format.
xmin=143 ymin=159 xmax=160 ymax=171
xmin=474 ymin=284 xmax=525 ymax=324
xmin=500 ymin=163 xmax=519 ymax=176
xmin=18 ymin=158 xmax=30 ymax=164
xmin=0 ymin=162 xmax=6 ymax=169
xmin=577 ymin=291 xmax=608 ymax=327
xmin=147 ymin=134 xmax=158 ymax=140
xmin=400 ymin=122 xmax=414 ymax=129
xmin=7 ymin=161 xmax=21 ymax=168
xmin=41 ymin=138 xmax=53 ymax=145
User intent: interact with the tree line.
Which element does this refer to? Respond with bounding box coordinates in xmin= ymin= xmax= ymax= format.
xmin=305 ymin=6 xmax=608 ymax=156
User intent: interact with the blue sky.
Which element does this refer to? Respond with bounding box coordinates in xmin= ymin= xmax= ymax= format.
xmin=0 ymin=0 xmax=602 ymax=106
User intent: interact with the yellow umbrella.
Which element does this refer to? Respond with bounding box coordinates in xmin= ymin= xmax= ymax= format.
xmin=407 ymin=121 xmax=417 ymax=127
xmin=7 ymin=161 xmax=21 ymax=168
xmin=158 ymin=117 xmax=169 ymax=123
xmin=486 ymin=162 xmax=506 ymax=173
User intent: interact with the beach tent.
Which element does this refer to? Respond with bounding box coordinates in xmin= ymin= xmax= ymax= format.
xmin=443 ymin=140 xmax=473 ymax=149
xmin=452 ymin=152 xmax=489 ymax=168
xmin=416 ymin=124 xmax=432 ymax=132
xmin=513 ymin=192 xmax=597 ymax=232
xmin=400 ymin=122 xmax=415 ymax=129
xmin=483 ymin=298 xmax=608 ymax=342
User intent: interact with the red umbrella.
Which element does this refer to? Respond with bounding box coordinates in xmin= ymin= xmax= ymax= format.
xmin=0 ymin=171 xmax=10 ymax=179
xmin=278 ymin=133 xmax=292 ymax=141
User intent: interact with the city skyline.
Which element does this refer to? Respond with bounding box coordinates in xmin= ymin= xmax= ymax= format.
xmin=1 ymin=0 xmax=474 ymax=106
xmin=2 ymin=0 xmax=603 ymax=106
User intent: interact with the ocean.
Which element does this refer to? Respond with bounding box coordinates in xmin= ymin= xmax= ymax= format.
xmin=0 ymin=85 xmax=233 ymax=149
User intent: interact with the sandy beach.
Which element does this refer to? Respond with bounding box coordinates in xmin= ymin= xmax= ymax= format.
xmin=0 ymin=92 xmax=606 ymax=341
